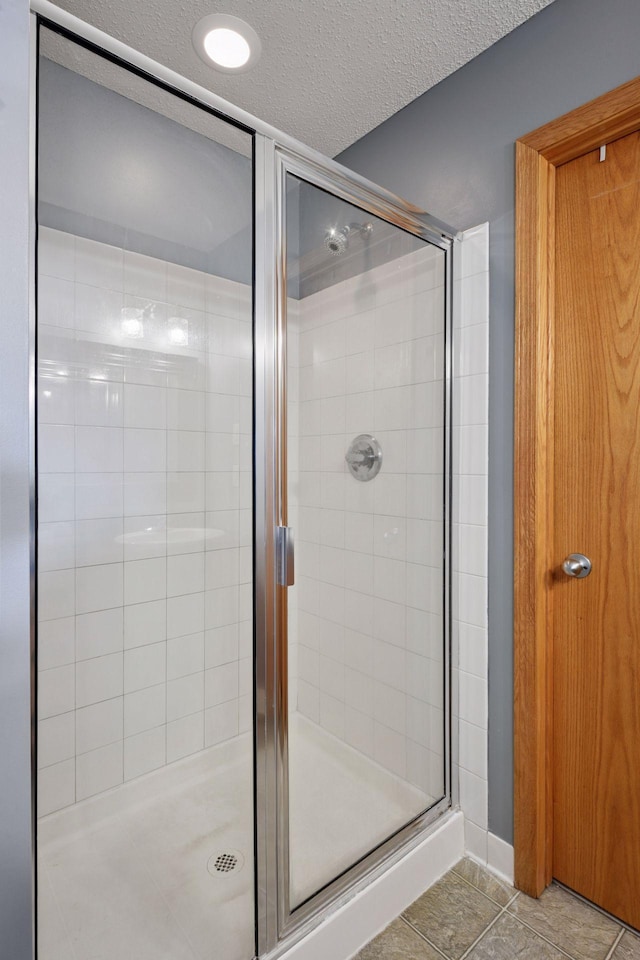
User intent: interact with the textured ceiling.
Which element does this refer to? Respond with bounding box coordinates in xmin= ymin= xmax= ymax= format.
xmin=53 ymin=0 xmax=556 ymax=157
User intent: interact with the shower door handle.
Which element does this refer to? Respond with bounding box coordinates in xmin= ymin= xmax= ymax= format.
xmin=276 ymin=526 xmax=295 ymax=587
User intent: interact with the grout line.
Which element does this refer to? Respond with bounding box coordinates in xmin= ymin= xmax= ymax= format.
xmin=604 ymin=929 xmax=625 ymax=960
xmin=503 ymin=906 xmax=590 ymax=960
xmin=400 ymin=915 xmax=452 ymax=960
xmin=449 ymin=864 xmax=514 ymax=910
xmin=458 ymin=902 xmax=509 ymax=960
xmin=460 ymin=887 xmax=588 ymax=960
xmin=554 ymin=881 xmax=637 ymax=938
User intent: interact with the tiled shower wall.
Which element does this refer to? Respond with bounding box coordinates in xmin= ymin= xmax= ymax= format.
xmin=451 ymin=224 xmax=490 ymax=866
xmin=36 ymin=223 xmax=491 ymax=863
xmin=290 ymin=245 xmax=447 ymax=797
xmin=37 ymin=227 xmax=252 ymax=816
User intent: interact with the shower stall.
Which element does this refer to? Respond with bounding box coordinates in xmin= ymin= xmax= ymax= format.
xmin=33 ymin=5 xmax=454 ymax=958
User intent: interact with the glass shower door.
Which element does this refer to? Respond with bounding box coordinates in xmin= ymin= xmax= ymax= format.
xmin=36 ymin=26 xmax=255 ymax=960
xmin=280 ymin=166 xmax=450 ymax=914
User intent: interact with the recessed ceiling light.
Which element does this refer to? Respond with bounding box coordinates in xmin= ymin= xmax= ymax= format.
xmin=193 ymin=14 xmax=261 ymax=73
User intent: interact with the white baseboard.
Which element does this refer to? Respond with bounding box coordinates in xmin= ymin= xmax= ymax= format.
xmin=274 ymin=811 xmax=464 ymax=960
xmin=487 ymin=832 xmax=514 ymax=885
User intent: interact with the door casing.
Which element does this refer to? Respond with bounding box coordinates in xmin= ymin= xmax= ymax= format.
xmin=514 ymin=73 xmax=640 ymax=897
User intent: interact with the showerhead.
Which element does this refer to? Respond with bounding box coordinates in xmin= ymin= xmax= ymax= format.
xmin=324 ymin=226 xmax=350 ymax=256
xmin=324 ymin=221 xmax=372 ymax=257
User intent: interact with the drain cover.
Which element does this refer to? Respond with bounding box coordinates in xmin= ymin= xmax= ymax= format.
xmin=207 ymin=849 xmax=245 ymax=877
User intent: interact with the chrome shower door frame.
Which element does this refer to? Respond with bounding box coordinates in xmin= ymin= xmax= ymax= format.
xmin=255 ymin=141 xmax=454 ymax=957
xmin=29 ymin=4 xmax=455 ymax=958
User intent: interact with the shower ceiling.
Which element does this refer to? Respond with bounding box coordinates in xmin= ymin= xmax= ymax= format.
xmin=51 ymin=0 xmax=556 ymax=156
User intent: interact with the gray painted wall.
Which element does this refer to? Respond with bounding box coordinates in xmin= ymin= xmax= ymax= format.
xmin=338 ymin=0 xmax=640 ymax=843
xmin=0 ymin=0 xmax=35 ymax=957
xmin=39 ymin=59 xmax=253 ymax=283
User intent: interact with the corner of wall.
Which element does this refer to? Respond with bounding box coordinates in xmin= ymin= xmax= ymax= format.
xmin=452 ymin=223 xmax=490 ymax=866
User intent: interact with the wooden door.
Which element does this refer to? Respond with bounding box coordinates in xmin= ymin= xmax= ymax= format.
xmin=553 ymin=129 xmax=640 ymax=927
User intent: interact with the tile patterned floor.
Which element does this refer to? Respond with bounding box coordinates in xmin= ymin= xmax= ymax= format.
xmin=356 ymin=858 xmax=640 ymax=960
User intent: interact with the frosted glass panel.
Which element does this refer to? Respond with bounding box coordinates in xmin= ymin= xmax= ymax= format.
xmin=286 ymin=175 xmax=447 ymax=908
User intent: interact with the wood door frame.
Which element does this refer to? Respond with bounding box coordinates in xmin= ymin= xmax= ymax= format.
xmin=514 ymin=75 xmax=640 ymax=897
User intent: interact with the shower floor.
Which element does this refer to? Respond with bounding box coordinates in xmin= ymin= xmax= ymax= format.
xmin=38 ymin=714 xmax=431 ymax=960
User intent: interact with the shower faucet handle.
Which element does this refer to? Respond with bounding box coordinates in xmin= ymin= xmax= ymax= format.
xmin=345 ymin=449 xmax=375 ymax=466
xmin=345 ymin=434 xmax=383 ymax=482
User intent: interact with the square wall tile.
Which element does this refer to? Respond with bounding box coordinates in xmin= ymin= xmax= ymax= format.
xmin=124 ymin=683 xmax=166 ymax=738
xmin=124 ymin=384 xmax=166 ymax=429
xmin=39 ymin=374 xmax=75 ymax=424
xmin=124 ymin=599 xmax=166 ymax=649
xmin=75 ymin=235 xmax=123 ymax=290
xmin=38 ymin=759 xmax=75 ymax=816
xmin=76 ymin=607 xmax=123 ymax=661
xmin=76 ymin=653 xmax=123 ymax=708
xmin=459 ymin=767 xmax=488 ymax=829
xmin=167 ymin=553 xmax=205 ymax=597
xmin=38 ymin=521 xmax=75 ymax=573
xmin=124 ymin=727 xmax=165 ymax=781
xmin=39 ymin=569 xmax=75 ymax=621
xmin=38 ymin=618 xmax=75 ymax=671
xmin=76 ymin=563 xmax=123 ymax=614
xmin=39 ymin=424 xmax=74 ymax=474
xmin=75 ymin=426 xmax=123 ymax=473
xmin=167 ymin=592 xmax=205 ymax=639
xmin=76 ymin=741 xmax=123 ymax=800
xmin=75 ymin=517 xmax=123 ymax=566
xmin=124 ymin=249 xmax=167 ymax=301
xmin=75 ymin=474 xmax=123 ymax=520
xmin=38 ymin=273 xmax=75 ymax=329
xmin=205 ymin=662 xmax=238 ymax=708
xmin=124 ymin=642 xmax=166 ymax=694
xmin=38 ymin=712 xmax=75 ymax=769
xmin=75 ymin=380 xmax=123 ymax=428
xmin=167 ymin=673 xmax=204 ymax=721
xmin=124 ymin=473 xmax=166 ymax=518
xmin=123 ymin=515 xmax=166 ymax=561
xmin=39 ymin=227 xmax=74 ymax=280
xmin=76 ymin=697 xmax=123 ymax=755
xmin=205 ymin=700 xmax=238 ymax=747
xmin=123 ymin=428 xmax=166 ymax=472
xmin=167 ymin=632 xmax=204 ymax=680
xmin=167 ymin=389 xmax=205 ymax=431
xmin=124 ymin=557 xmax=166 ymax=605
xmin=204 ymin=624 xmax=238 ymax=668
xmin=39 ymin=474 xmax=75 ymax=523
xmin=166 ymin=712 xmax=204 ymax=762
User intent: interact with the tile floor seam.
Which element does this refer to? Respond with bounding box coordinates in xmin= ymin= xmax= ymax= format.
xmin=458 ymin=902 xmax=510 ymax=960
xmin=604 ymin=928 xmax=625 ymax=960
xmin=399 ymin=868 xmax=518 ymax=960
xmin=503 ymin=904 xmax=599 ymax=960
xmin=357 ymin=864 xmax=639 ymax=960
xmin=400 ymin=914 xmax=453 ymax=960
xmin=555 ymin=881 xmax=634 ymax=939
xmin=450 ymin=864 xmax=517 ymax=910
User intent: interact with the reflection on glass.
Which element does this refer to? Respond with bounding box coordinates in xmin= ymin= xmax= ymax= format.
xmin=286 ymin=175 xmax=447 ymax=907
xmin=36 ymin=27 xmax=254 ymax=960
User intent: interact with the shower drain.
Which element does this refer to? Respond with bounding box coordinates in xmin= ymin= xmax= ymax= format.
xmin=207 ymin=849 xmax=245 ymax=877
